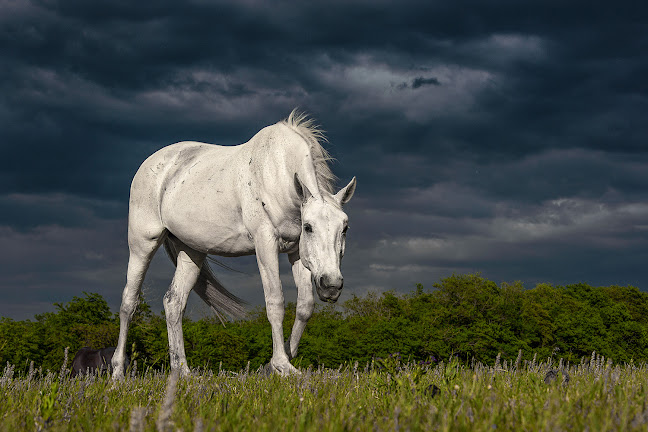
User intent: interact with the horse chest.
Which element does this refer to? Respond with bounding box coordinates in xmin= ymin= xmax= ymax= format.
xmin=276 ymin=220 xmax=301 ymax=253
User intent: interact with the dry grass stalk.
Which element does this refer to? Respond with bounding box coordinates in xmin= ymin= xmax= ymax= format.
xmin=129 ymin=406 xmax=147 ymax=432
xmin=157 ymin=370 xmax=180 ymax=432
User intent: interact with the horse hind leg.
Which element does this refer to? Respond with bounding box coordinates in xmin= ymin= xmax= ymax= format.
xmin=163 ymin=238 xmax=205 ymax=377
xmin=112 ymin=227 xmax=167 ymax=380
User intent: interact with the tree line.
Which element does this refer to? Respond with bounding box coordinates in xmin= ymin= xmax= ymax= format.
xmin=2 ymin=274 xmax=647 ymax=373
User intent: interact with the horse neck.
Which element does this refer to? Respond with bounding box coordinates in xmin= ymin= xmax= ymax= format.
xmin=250 ymin=125 xmax=326 ymax=208
xmin=287 ymin=134 xmax=325 ymax=202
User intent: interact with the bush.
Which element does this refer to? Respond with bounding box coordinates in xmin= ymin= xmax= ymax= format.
xmin=2 ymin=275 xmax=648 ymax=371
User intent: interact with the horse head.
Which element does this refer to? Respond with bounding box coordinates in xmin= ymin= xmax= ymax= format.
xmin=295 ymin=174 xmax=356 ymax=303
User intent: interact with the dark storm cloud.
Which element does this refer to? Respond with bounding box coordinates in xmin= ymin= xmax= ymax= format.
xmin=411 ymin=77 xmax=441 ymax=89
xmin=1 ymin=0 xmax=647 ymax=318
xmin=396 ymin=76 xmax=441 ymax=90
xmin=0 ymin=193 xmax=125 ymax=231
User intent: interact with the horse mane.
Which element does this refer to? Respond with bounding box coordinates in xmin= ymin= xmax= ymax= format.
xmin=281 ymin=109 xmax=337 ymax=194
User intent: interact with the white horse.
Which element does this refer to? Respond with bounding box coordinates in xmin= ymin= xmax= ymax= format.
xmin=111 ymin=110 xmax=356 ymax=378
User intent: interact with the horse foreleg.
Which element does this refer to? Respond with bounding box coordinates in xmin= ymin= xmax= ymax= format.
xmin=255 ymin=230 xmax=299 ymax=376
xmin=285 ymin=253 xmax=314 ymax=360
xmin=163 ymin=245 xmax=205 ymax=377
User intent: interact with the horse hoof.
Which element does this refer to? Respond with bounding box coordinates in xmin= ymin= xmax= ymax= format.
xmin=266 ymin=360 xmax=300 ymax=376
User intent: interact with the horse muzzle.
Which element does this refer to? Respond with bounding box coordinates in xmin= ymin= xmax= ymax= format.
xmin=315 ymin=274 xmax=343 ymax=303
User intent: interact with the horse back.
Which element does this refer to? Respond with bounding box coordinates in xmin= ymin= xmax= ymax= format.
xmin=128 ymin=127 xmax=309 ymax=255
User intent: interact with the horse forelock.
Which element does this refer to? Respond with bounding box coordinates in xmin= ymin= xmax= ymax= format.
xmin=281 ymin=109 xmax=337 ymax=194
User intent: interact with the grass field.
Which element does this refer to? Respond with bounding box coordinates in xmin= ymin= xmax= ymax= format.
xmin=1 ymin=352 xmax=647 ymax=431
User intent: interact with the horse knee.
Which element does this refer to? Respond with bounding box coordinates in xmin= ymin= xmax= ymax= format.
xmin=265 ymin=299 xmax=285 ymax=321
xmin=296 ymin=300 xmax=314 ymax=322
xmin=120 ymin=298 xmax=138 ymax=320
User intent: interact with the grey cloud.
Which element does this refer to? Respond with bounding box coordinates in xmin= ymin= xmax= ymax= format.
xmin=1 ymin=0 xmax=647 ymax=318
xmin=341 ymin=196 xmax=648 ymax=298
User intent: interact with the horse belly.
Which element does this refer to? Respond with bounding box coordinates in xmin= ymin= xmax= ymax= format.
xmin=193 ymin=227 xmax=255 ymax=256
xmin=162 ymin=193 xmax=255 ymax=256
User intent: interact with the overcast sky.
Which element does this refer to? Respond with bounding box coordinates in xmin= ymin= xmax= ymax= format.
xmin=1 ymin=0 xmax=647 ymax=320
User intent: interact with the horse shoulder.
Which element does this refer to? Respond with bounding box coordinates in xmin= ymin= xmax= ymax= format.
xmin=236 ymin=132 xmax=305 ymax=245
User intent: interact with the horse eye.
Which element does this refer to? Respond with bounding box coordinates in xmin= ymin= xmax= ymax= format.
xmin=304 ymin=223 xmax=313 ymax=233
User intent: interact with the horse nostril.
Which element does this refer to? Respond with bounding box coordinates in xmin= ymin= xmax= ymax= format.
xmin=319 ymin=276 xmax=326 ymax=288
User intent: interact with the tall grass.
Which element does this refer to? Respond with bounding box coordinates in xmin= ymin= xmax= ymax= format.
xmin=1 ymin=352 xmax=647 ymax=431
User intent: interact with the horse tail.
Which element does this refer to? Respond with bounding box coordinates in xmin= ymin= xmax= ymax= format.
xmin=163 ymin=237 xmax=247 ymax=326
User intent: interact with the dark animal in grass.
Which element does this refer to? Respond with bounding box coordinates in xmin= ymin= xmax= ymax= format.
xmin=70 ymin=347 xmax=129 ymax=377
xmin=544 ymin=369 xmax=570 ymax=386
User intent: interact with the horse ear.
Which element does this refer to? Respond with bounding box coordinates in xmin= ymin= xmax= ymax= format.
xmin=294 ymin=173 xmax=313 ymax=202
xmin=335 ymin=176 xmax=356 ymax=205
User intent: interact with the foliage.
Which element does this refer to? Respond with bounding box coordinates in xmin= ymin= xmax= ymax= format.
xmin=2 ymin=274 xmax=648 ymax=372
